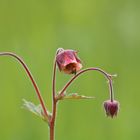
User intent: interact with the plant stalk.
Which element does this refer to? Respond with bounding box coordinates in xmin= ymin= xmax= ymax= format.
xmin=49 ymin=100 xmax=57 ymax=140
xmin=59 ymin=67 xmax=114 ymax=101
xmin=0 ymin=52 xmax=49 ymax=120
xmin=50 ymin=49 xmax=59 ymax=140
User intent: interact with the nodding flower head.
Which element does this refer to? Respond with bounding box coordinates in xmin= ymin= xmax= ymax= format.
xmin=56 ymin=49 xmax=82 ymax=74
xmin=104 ymin=100 xmax=119 ymax=118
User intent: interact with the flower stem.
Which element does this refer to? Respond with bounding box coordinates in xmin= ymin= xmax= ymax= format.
xmin=50 ymin=124 xmax=55 ymax=140
xmin=49 ymin=100 xmax=57 ymax=140
xmin=59 ymin=67 xmax=114 ymax=101
xmin=50 ymin=49 xmax=61 ymax=140
xmin=52 ymin=58 xmax=57 ymax=102
xmin=0 ymin=52 xmax=49 ymax=120
xmin=52 ymin=48 xmax=63 ymax=99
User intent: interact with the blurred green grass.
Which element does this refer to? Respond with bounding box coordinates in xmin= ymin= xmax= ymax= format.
xmin=0 ymin=0 xmax=140 ymax=140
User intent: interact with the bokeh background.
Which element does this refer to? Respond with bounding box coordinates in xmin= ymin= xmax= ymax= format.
xmin=0 ymin=0 xmax=140 ymax=140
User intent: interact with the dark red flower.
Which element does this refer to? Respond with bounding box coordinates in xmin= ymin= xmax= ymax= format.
xmin=103 ymin=100 xmax=119 ymax=118
xmin=56 ymin=49 xmax=82 ymax=74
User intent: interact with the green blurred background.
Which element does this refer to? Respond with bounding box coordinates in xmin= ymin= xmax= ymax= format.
xmin=0 ymin=0 xmax=140 ymax=140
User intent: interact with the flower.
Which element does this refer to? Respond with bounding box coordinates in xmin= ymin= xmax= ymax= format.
xmin=103 ymin=100 xmax=119 ymax=118
xmin=56 ymin=49 xmax=82 ymax=74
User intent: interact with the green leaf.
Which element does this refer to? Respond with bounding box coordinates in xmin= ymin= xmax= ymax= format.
xmin=22 ymin=99 xmax=51 ymax=122
xmin=61 ymin=93 xmax=94 ymax=100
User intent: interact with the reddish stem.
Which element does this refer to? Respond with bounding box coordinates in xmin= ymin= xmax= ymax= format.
xmin=50 ymin=49 xmax=60 ymax=140
xmin=0 ymin=52 xmax=49 ymax=120
xmin=52 ymin=60 xmax=56 ymax=102
xmin=50 ymin=125 xmax=55 ymax=140
xmin=50 ymin=100 xmax=57 ymax=140
xmin=59 ymin=67 xmax=114 ymax=101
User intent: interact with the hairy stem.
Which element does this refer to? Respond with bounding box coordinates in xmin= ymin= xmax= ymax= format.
xmin=0 ymin=52 xmax=49 ymax=119
xmin=50 ymin=60 xmax=57 ymax=140
xmin=52 ymin=59 xmax=57 ymax=102
xmin=50 ymin=48 xmax=61 ymax=140
xmin=50 ymin=100 xmax=57 ymax=140
xmin=50 ymin=124 xmax=55 ymax=140
xmin=59 ymin=67 xmax=114 ymax=101
xmin=52 ymin=48 xmax=63 ymax=100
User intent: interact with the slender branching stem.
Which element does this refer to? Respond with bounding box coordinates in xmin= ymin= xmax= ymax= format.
xmin=50 ymin=49 xmax=60 ymax=140
xmin=0 ymin=50 xmax=116 ymax=140
xmin=52 ymin=61 xmax=57 ymax=102
xmin=52 ymin=48 xmax=63 ymax=100
xmin=50 ymin=100 xmax=57 ymax=140
xmin=50 ymin=59 xmax=57 ymax=140
xmin=0 ymin=52 xmax=49 ymax=120
xmin=59 ymin=67 xmax=114 ymax=101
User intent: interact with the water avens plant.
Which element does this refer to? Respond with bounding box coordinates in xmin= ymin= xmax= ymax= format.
xmin=0 ymin=48 xmax=119 ymax=140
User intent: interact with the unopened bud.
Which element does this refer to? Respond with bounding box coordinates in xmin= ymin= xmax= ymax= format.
xmin=104 ymin=100 xmax=119 ymax=118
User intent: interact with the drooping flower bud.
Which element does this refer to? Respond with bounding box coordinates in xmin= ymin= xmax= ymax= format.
xmin=103 ymin=100 xmax=119 ymax=118
xmin=56 ymin=49 xmax=82 ymax=74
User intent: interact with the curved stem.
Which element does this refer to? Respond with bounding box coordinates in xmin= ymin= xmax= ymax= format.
xmin=59 ymin=67 xmax=114 ymax=101
xmin=0 ymin=52 xmax=49 ymax=119
xmin=52 ymin=48 xmax=63 ymax=100
xmin=50 ymin=58 xmax=57 ymax=140
xmin=109 ymin=78 xmax=114 ymax=102
xmin=50 ymin=49 xmax=62 ymax=140
xmin=52 ymin=60 xmax=56 ymax=102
